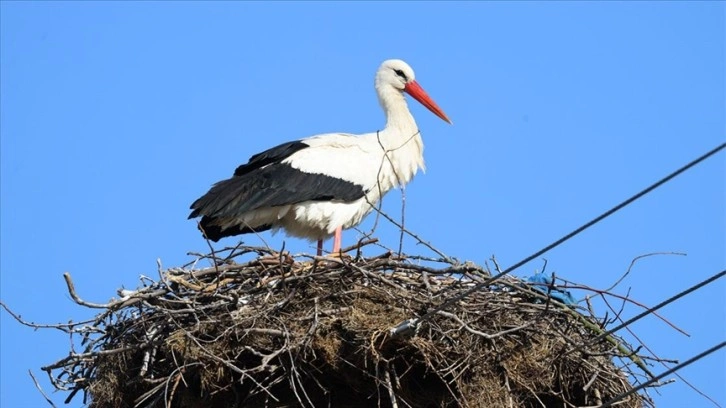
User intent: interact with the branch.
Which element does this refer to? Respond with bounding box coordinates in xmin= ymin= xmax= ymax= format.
xmin=29 ymin=370 xmax=57 ymax=408
xmin=63 ymin=272 xmax=112 ymax=309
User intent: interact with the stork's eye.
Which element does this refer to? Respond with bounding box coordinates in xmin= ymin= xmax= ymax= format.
xmin=393 ymin=69 xmax=408 ymax=81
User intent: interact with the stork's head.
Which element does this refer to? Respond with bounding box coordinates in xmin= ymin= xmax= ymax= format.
xmin=376 ymin=59 xmax=452 ymax=124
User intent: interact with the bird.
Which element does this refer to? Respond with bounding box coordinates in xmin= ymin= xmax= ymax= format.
xmin=189 ymin=59 xmax=451 ymax=255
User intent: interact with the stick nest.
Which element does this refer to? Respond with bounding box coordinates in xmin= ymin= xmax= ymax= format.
xmin=43 ymin=245 xmax=653 ymax=407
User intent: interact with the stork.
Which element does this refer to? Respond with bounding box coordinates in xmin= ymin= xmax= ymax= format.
xmin=189 ymin=59 xmax=451 ymax=255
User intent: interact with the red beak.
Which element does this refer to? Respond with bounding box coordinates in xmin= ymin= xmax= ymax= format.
xmin=404 ymin=80 xmax=452 ymax=124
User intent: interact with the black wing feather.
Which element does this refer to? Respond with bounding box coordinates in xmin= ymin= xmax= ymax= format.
xmin=197 ymin=216 xmax=272 ymax=242
xmin=190 ymin=165 xmax=365 ymax=221
xmin=234 ymin=140 xmax=310 ymax=176
xmin=189 ymin=139 xmax=365 ymax=241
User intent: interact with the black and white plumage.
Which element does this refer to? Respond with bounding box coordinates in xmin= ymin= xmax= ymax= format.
xmin=189 ymin=59 xmax=451 ymax=254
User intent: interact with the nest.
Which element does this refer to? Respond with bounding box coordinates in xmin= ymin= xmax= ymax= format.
xmin=41 ymin=244 xmax=655 ymax=407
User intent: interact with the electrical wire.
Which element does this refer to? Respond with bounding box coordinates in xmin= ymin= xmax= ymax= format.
xmin=588 ymin=269 xmax=725 ymax=346
xmin=391 ymin=141 xmax=725 ymax=336
xmin=599 ymin=341 xmax=726 ymax=408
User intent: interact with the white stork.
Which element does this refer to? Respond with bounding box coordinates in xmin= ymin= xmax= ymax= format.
xmin=189 ymin=59 xmax=451 ymax=255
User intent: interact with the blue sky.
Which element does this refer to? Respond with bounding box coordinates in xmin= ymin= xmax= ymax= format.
xmin=1 ymin=2 xmax=723 ymax=407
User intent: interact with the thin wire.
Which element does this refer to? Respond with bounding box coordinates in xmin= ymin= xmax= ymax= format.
xmin=391 ymin=142 xmax=725 ymax=335
xmin=599 ymin=341 xmax=726 ymax=408
xmin=588 ymin=270 xmax=725 ymax=345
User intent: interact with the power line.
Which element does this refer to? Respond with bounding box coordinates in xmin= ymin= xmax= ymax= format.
xmin=391 ymin=141 xmax=726 ymax=337
xmin=599 ymin=341 xmax=726 ymax=408
xmin=588 ymin=269 xmax=725 ymax=346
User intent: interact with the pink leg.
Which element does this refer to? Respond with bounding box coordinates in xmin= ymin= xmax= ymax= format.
xmin=317 ymin=239 xmax=323 ymax=256
xmin=332 ymin=226 xmax=342 ymax=254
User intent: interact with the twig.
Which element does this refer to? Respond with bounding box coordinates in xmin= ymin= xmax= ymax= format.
xmin=436 ymin=310 xmax=533 ymax=340
xmin=600 ymin=341 xmax=726 ymax=408
xmin=583 ymin=369 xmax=600 ymax=391
xmin=340 ymin=238 xmax=379 ymax=254
xmin=0 ymin=301 xmax=97 ymax=332
xmin=383 ymin=364 xmax=399 ymax=408
xmin=29 ymin=370 xmax=57 ymax=408
xmin=604 ymin=252 xmax=687 ymax=293
xmin=63 ymin=273 xmax=112 ymax=309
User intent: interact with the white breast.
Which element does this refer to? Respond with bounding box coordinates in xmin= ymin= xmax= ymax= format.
xmin=272 ymin=130 xmax=425 ymax=240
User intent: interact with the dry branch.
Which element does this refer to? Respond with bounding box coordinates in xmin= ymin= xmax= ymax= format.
xmin=13 ymin=245 xmax=659 ymax=407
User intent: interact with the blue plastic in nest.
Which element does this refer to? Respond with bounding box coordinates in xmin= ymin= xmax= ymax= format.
xmin=526 ymin=273 xmax=576 ymax=305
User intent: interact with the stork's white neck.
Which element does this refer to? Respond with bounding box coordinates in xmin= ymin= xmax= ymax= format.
xmin=371 ymin=84 xmax=426 ymax=190
xmin=377 ymin=85 xmax=418 ymax=134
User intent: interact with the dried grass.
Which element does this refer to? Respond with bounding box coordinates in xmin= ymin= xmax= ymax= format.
xmin=38 ymin=244 xmax=653 ymax=407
